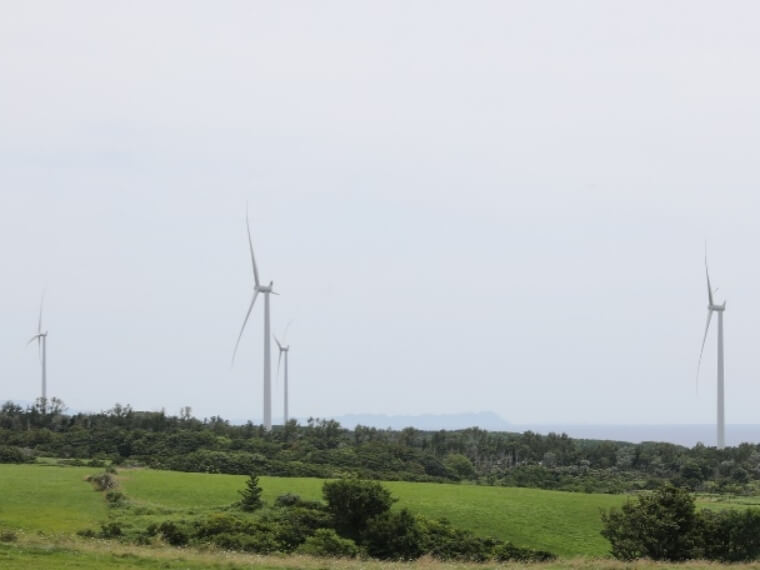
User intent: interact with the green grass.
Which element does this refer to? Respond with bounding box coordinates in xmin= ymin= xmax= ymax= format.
xmin=2 ymin=463 xmax=757 ymax=565
xmin=387 ymin=482 xmax=624 ymax=557
xmin=0 ymin=464 xmax=107 ymax=533
xmin=117 ymin=468 xmax=625 ymax=557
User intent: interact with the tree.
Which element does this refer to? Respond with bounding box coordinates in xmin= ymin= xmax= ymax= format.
xmin=443 ymin=453 xmax=475 ymax=479
xmin=601 ymin=485 xmax=699 ymax=561
xmin=237 ymin=472 xmax=263 ymax=511
xmin=322 ymin=479 xmax=394 ymax=540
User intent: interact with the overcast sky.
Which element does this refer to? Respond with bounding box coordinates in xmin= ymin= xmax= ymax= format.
xmin=1 ymin=1 xmax=760 ymax=426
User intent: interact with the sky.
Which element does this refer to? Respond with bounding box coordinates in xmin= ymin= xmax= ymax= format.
xmin=1 ymin=1 xmax=760 ymax=426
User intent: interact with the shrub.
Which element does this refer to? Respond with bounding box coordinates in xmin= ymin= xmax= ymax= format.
xmin=0 ymin=446 xmax=25 ymax=464
xmin=193 ymin=513 xmax=247 ymax=538
xmin=267 ymin=506 xmax=332 ymax=551
xmin=105 ymin=490 xmax=127 ymax=508
xmin=323 ymin=479 xmax=394 ymax=540
xmin=297 ymin=528 xmax=358 ymax=558
xmin=211 ymin=528 xmax=280 ymax=553
xmin=86 ymin=472 xmax=117 ymax=491
xmin=601 ymin=485 xmax=700 ymax=561
xmin=420 ymin=517 xmax=497 ymax=562
xmin=275 ymin=493 xmax=301 ymax=507
xmin=99 ymin=522 xmax=123 ymax=538
xmin=494 ymin=542 xmax=556 ymax=562
xmin=157 ymin=520 xmax=190 ymax=546
xmin=363 ymin=508 xmax=425 ymax=560
xmin=698 ymin=508 xmax=760 ymax=562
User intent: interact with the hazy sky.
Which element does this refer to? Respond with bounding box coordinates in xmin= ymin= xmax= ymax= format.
xmin=2 ymin=1 xmax=760 ymax=426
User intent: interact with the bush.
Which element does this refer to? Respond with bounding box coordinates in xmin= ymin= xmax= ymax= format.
xmin=86 ymin=472 xmax=117 ymax=491
xmin=494 ymin=542 xmax=556 ymax=562
xmin=193 ymin=513 xmax=247 ymax=538
xmin=420 ymin=517 xmax=497 ymax=562
xmin=212 ymin=530 xmax=280 ymax=553
xmin=297 ymin=528 xmax=359 ymax=558
xmin=363 ymin=508 xmax=425 ymax=560
xmin=601 ymin=485 xmax=700 ymax=561
xmin=275 ymin=493 xmax=301 ymax=507
xmin=267 ymin=506 xmax=332 ymax=551
xmin=0 ymin=446 xmax=25 ymax=464
xmin=323 ymin=479 xmax=394 ymax=540
xmin=105 ymin=490 xmax=127 ymax=508
xmin=99 ymin=522 xmax=123 ymax=538
xmin=0 ymin=530 xmax=17 ymax=542
xmin=698 ymin=508 xmax=760 ymax=562
xmin=157 ymin=520 xmax=190 ymax=546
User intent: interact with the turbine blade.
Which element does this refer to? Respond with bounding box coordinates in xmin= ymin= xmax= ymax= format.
xmin=231 ymin=289 xmax=259 ymax=365
xmin=246 ymin=211 xmax=261 ymax=288
xmin=282 ymin=319 xmax=293 ymax=343
xmin=696 ymin=310 xmax=713 ymax=391
xmin=277 ymin=349 xmax=283 ymax=379
xmin=705 ymin=256 xmax=714 ymax=307
xmin=27 ymin=335 xmax=41 ymax=346
xmin=274 ymin=335 xmax=282 ymax=350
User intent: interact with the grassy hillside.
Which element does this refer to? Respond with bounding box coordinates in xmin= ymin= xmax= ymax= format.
xmin=0 ymin=463 xmax=752 ymax=564
xmin=118 ymin=469 xmax=626 ymax=556
xmin=0 ymin=464 xmax=107 ymax=532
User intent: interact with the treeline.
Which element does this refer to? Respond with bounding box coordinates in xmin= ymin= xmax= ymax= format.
xmin=2 ymin=400 xmax=760 ymax=494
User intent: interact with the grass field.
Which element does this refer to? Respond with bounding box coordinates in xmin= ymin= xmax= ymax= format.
xmin=0 ymin=463 xmax=756 ymax=569
xmin=0 ymin=464 xmax=107 ymax=532
xmin=117 ymin=468 xmax=625 ymax=557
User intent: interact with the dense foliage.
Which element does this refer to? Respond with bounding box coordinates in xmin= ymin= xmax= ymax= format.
xmin=602 ymin=485 xmax=760 ymax=562
xmin=3 ymin=400 xmax=760 ymax=494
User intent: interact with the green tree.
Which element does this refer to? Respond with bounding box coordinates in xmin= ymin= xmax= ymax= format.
xmin=237 ymin=472 xmax=264 ymax=511
xmin=322 ymin=479 xmax=394 ymax=540
xmin=601 ymin=484 xmax=699 ymax=561
xmin=443 ymin=453 xmax=475 ymax=479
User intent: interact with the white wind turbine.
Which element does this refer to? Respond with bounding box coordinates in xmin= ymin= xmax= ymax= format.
xmin=696 ymin=256 xmax=727 ymax=449
xmin=232 ymin=212 xmax=277 ymax=431
xmin=274 ymin=324 xmax=292 ymax=425
xmin=27 ymin=296 xmax=48 ymax=413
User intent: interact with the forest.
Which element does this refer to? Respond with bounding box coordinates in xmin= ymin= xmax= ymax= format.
xmin=1 ymin=399 xmax=759 ymax=495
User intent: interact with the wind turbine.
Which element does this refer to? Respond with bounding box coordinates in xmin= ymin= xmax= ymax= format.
xmin=696 ymin=256 xmax=726 ymax=449
xmin=232 ymin=211 xmax=277 ymax=431
xmin=274 ymin=327 xmax=291 ymax=425
xmin=27 ymin=296 xmax=48 ymax=413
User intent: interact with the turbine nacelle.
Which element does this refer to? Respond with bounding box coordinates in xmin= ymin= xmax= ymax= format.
xmin=256 ymin=281 xmax=276 ymax=294
xmin=708 ymin=302 xmax=726 ymax=312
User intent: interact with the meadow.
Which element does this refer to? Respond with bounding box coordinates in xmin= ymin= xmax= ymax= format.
xmin=114 ymin=468 xmax=625 ymax=557
xmin=0 ymin=463 xmax=754 ymax=569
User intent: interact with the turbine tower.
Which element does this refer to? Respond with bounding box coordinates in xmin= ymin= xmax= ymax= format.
xmin=232 ymin=211 xmax=277 ymax=431
xmin=28 ymin=297 xmax=48 ymax=413
xmin=697 ymin=256 xmax=726 ymax=449
xmin=274 ymin=334 xmax=291 ymax=425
